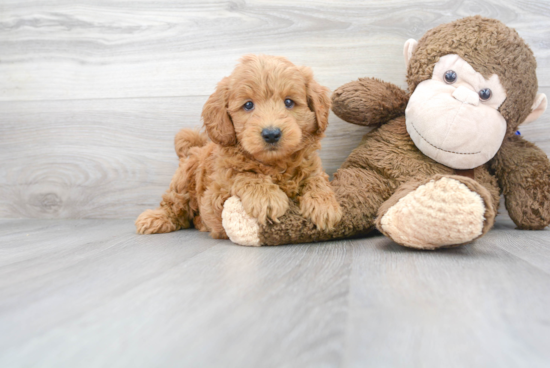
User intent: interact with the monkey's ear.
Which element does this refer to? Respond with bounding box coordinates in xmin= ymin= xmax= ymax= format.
xmin=201 ymin=77 xmax=237 ymax=146
xmin=403 ymin=39 xmax=418 ymax=67
xmin=301 ymin=66 xmax=331 ymax=133
xmin=522 ymin=93 xmax=547 ymax=125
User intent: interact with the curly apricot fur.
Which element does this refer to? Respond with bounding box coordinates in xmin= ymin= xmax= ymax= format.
xmin=136 ymin=55 xmax=341 ymax=238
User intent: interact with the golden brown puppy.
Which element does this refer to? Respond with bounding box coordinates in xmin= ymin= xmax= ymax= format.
xmin=135 ymin=54 xmax=341 ymax=239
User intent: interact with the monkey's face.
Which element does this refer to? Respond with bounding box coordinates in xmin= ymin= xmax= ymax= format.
xmin=405 ymin=54 xmax=507 ymax=169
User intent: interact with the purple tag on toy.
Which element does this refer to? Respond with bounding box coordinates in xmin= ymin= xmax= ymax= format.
xmin=515 ymin=131 xmax=521 ymax=135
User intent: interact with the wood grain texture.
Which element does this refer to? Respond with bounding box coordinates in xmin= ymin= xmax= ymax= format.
xmin=0 ymin=0 xmax=549 ymax=218
xmin=0 ymin=97 xmax=366 ymax=218
xmin=1 ymin=0 xmax=549 ymax=101
xmin=0 ymin=217 xmax=549 ymax=367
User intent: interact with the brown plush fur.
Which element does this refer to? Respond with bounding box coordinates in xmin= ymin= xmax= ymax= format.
xmin=331 ymin=77 xmax=409 ymax=126
xmin=244 ymin=16 xmax=549 ymax=246
xmin=407 ymin=16 xmax=538 ymax=135
xmin=490 ymin=135 xmax=550 ymax=229
xmin=136 ymin=55 xmax=341 ymax=238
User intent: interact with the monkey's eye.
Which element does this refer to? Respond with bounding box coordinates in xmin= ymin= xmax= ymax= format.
xmin=444 ymin=70 xmax=457 ymax=84
xmin=479 ymin=88 xmax=492 ymax=101
xmin=243 ymin=101 xmax=254 ymax=111
xmin=284 ymin=98 xmax=295 ymax=108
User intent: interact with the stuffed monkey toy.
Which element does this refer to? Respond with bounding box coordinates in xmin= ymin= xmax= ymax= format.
xmin=222 ymin=16 xmax=549 ymax=249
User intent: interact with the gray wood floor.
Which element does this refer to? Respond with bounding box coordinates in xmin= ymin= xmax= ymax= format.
xmin=1 ymin=218 xmax=549 ymax=368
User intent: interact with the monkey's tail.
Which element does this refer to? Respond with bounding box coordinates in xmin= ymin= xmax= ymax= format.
xmin=174 ymin=129 xmax=208 ymax=159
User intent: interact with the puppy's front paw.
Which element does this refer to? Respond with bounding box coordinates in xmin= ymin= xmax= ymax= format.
xmin=240 ymin=187 xmax=289 ymax=225
xmin=300 ymin=191 xmax=342 ymax=230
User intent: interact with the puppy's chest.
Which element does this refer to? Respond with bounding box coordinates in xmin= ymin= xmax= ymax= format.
xmin=221 ymin=153 xmax=304 ymax=198
xmin=250 ymin=166 xmax=303 ymax=198
xmin=271 ymin=171 xmax=302 ymax=198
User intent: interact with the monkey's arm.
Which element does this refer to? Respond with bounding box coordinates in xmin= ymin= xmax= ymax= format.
xmin=331 ymin=77 xmax=409 ymax=126
xmin=490 ymin=135 xmax=550 ymax=229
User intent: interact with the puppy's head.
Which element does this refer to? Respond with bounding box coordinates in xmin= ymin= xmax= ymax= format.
xmin=201 ymin=54 xmax=330 ymax=163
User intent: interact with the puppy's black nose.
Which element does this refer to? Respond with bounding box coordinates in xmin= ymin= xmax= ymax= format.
xmin=261 ymin=127 xmax=282 ymax=143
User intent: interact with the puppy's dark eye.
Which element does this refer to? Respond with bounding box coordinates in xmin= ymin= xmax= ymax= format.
xmin=284 ymin=99 xmax=295 ymax=109
xmin=444 ymin=70 xmax=457 ymax=84
xmin=479 ymin=88 xmax=492 ymax=101
xmin=243 ymin=101 xmax=254 ymax=111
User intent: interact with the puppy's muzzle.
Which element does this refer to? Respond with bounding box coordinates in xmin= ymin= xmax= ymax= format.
xmin=261 ymin=127 xmax=282 ymax=144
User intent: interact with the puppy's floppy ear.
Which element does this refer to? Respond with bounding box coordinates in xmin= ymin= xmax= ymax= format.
xmin=301 ymin=66 xmax=331 ymax=133
xmin=201 ymin=77 xmax=237 ymax=146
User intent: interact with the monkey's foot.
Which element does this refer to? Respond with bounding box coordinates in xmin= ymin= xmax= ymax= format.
xmin=222 ymin=196 xmax=262 ymax=246
xmin=377 ymin=176 xmax=491 ymax=250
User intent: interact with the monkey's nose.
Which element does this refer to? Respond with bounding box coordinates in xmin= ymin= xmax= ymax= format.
xmin=261 ymin=127 xmax=282 ymax=143
xmin=452 ymin=86 xmax=479 ymax=106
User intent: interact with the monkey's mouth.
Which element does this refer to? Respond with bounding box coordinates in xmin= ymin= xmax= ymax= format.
xmin=410 ymin=121 xmax=481 ymax=156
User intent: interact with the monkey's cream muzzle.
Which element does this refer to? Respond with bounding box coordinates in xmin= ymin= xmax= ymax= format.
xmin=452 ymin=86 xmax=479 ymax=106
xmin=405 ymin=54 xmax=508 ymax=170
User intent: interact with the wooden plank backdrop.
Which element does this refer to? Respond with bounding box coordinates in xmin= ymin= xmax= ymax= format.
xmin=1 ymin=0 xmax=549 ymax=219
